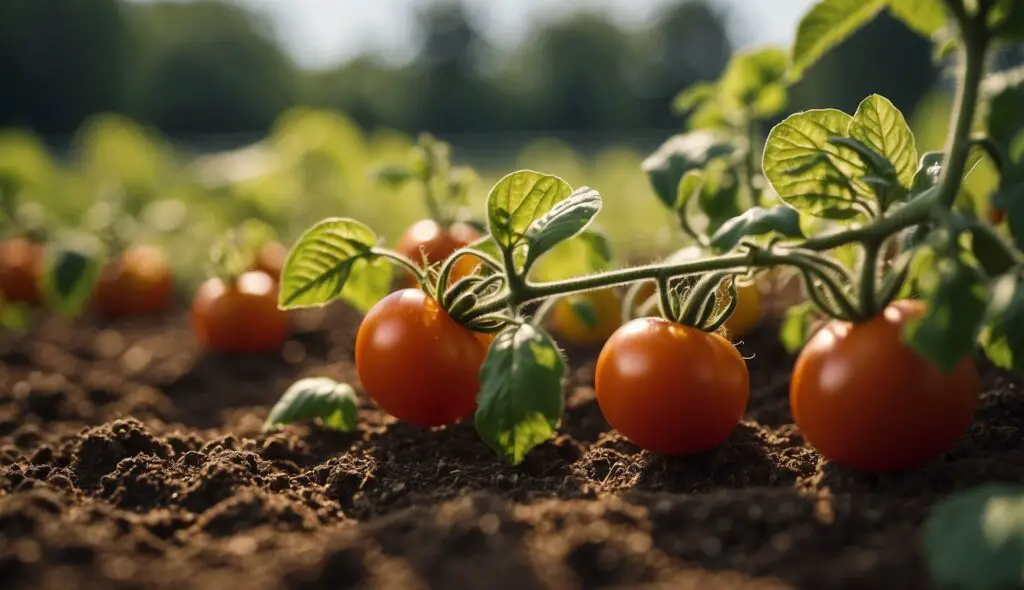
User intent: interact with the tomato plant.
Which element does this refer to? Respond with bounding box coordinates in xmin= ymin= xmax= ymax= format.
xmin=791 ymin=299 xmax=980 ymax=472
xmin=596 ymin=316 xmax=749 ymax=455
xmin=355 ymin=288 xmax=489 ymax=427
xmin=192 ymin=270 xmax=289 ymax=355
xmin=0 ymin=237 xmax=43 ymax=306
xmin=375 ymin=134 xmax=484 ymax=288
xmin=93 ymin=244 xmax=174 ymax=319
xmin=277 ymin=0 xmax=1024 ymax=476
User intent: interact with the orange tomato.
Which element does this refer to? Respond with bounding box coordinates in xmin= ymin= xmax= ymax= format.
xmin=0 ymin=238 xmax=43 ymax=306
xmin=548 ymin=288 xmax=622 ymax=346
xmin=93 ymin=245 xmax=174 ymax=318
xmin=790 ymin=300 xmax=980 ymax=473
xmin=595 ymin=317 xmax=749 ymax=455
xmin=395 ymin=220 xmax=481 ymax=288
xmin=191 ymin=271 xmax=289 ymax=354
xmin=355 ymin=288 xmax=488 ymax=427
xmin=254 ymin=240 xmax=288 ymax=281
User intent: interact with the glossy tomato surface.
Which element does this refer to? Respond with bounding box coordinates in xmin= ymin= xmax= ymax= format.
xmin=548 ymin=288 xmax=621 ymax=346
xmin=595 ymin=317 xmax=749 ymax=455
xmin=395 ymin=220 xmax=481 ymax=287
xmin=191 ymin=271 xmax=289 ymax=355
xmin=254 ymin=241 xmax=288 ymax=281
xmin=790 ymin=299 xmax=980 ymax=473
xmin=93 ymin=245 xmax=174 ymax=318
xmin=356 ymin=288 xmax=488 ymax=427
xmin=0 ymin=238 xmax=43 ymax=306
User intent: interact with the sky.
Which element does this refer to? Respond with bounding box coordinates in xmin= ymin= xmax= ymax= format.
xmin=133 ymin=0 xmax=817 ymax=70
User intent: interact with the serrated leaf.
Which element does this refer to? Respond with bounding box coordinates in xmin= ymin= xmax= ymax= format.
xmin=523 ymin=187 xmax=602 ymax=271
xmin=279 ymin=218 xmax=388 ymax=312
xmin=980 ymin=273 xmax=1024 ymax=374
xmin=720 ymin=47 xmax=789 ymax=118
xmin=642 ymin=132 xmax=736 ymax=208
xmin=780 ymin=300 xmax=818 ymax=353
xmin=924 ymin=484 xmax=1024 ymax=590
xmin=41 ymin=240 xmax=104 ymax=317
xmin=790 ymin=0 xmax=888 ymax=81
xmin=486 ymin=170 xmax=573 ymax=254
xmin=475 ymin=324 xmax=565 ymax=465
xmin=889 ymin=0 xmax=948 ymax=37
xmin=531 ymin=230 xmax=612 ymax=282
xmin=709 ymin=206 xmax=804 ymax=252
xmin=263 ymin=378 xmax=358 ymax=432
xmin=762 ymin=109 xmax=868 ymax=219
xmin=904 ymin=254 xmax=988 ymax=372
xmin=848 ymin=94 xmax=918 ymax=191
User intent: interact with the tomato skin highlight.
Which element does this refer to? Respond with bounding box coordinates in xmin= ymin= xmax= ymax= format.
xmin=549 ymin=288 xmax=621 ymax=346
xmin=93 ymin=245 xmax=174 ymax=318
xmin=395 ymin=220 xmax=481 ymax=288
xmin=254 ymin=240 xmax=288 ymax=281
xmin=595 ymin=317 xmax=749 ymax=455
xmin=355 ymin=288 xmax=488 ymax=427
xmin=191 ymin=271 xmax=289 ymax=355
xmin=0 ymin=238 xmax=43 ymax=306
xmin=790 ymin=300 xmax=980 ymax=473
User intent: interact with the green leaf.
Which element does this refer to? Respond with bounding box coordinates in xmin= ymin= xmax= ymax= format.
xmin=523 ymin=187 xmax=602 ymax=271
xmin=279 ymin=218 xmax=389 ymax=312
xmin=263 ymin=378 xmax=359 ymax=432
xmin=780 ymin=301 xmax=818 ymax=354
xmin=848 ymin=94 xmax=919 ymax=191
xmin=968 ymin=224 xmax=1019 ymax=277
xmin=531 ymin=230 xmax=612 ymax=282
xmin=709 ymin=206 xmax=804 ymax=252
xmin=642 ymin=132 xmax=736 ymax=209
xmin=889 ymin=0 xmax=948 ymax=37
xmin=41 ymin=239 xmax=104 ymax=317
xmin=924 ymin=484 xmax=1024 ymax=590
xmin=373 ymin=164 xmax=415 ymax=189
xmin=475 ymin=324 xmax=565 ymax=465
xmin=697 ymin=159 xmax=747 ymax=235
xmin=672 ymin=81 xmax=717 ymax=115
xmin=790 ymin=0 xmax=888 ymax=81
xmin=762 ymin=109 xmax=868 ymax=219
xmin=486 ymin=170 xmax=573 ymax=254
xmin=911 ymin=151 xmax=945 ymax=196
xmin=904 ymin=253 xmax=988 ymax=372
xmin=720 ymin=47 xmax=789 ymax=118
xmin=980 ymin=273 xmax=1024 ymax=374
xmin=675 ymin=170 xmax=705 ymax=212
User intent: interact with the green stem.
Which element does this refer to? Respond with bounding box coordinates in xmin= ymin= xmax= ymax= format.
xmin=936 ymin=8 xmax=988 ymax=209
xmin=373 ymin=248 xmax=425 ymax=283
xmin=858 ymin=238 xmax=881 ymax=317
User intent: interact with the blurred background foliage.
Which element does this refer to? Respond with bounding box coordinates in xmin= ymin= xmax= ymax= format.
xmin=0 ymin=0 xmax=1021 ymax=289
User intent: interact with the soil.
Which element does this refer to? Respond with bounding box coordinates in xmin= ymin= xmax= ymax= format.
xmin=0 ymin=304 xmax=1021 ymax=590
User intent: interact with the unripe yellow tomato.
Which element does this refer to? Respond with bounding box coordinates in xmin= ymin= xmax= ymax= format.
xmin=548 ymin=288 xmax=622 ymax=346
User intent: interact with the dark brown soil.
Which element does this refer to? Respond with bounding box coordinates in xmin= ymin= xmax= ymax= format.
xmin=0 ymin=305 xmax=1021 ymax=590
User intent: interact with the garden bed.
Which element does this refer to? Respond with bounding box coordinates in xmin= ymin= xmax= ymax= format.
xmin=0 ymin=307 xmax=1021 ymax=590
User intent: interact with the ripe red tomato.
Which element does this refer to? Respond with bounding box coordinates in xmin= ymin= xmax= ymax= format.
xmin=93 ymin=245 xmax=174 ymax=318
xmin=191 ymin=270 xmax=289 ymax=354
xmin=595 ymin=317 xmax=749 ymax=455
xmin=548 ymin=288 xmax=621 ymax=346
xmin=356 ymin=288 xmax=488 ymax=427
xmin=0 ymin=238 xmax=43 ymax=306
xmin=790 ymin=299 xmax=980 ymax=473
xmin=395 ymin=220 xmax=481 ymax=287
xmin=254 ymin=240 xmax=288 ymax=281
